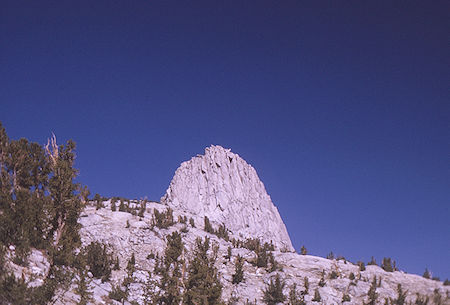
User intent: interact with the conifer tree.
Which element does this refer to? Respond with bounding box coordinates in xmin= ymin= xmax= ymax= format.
xmin=382 ymin=257 xmax=394 ymax=272
xmin=312 ymin=288 xmax=321 ymax=302
xmin=0 ymin=124 xmax=85 ymax=302
xmin=364 ymin=276 xmax=379 ymax=305
xmin=390 ymin=284 xmax=407 ymax=305
xmin=232 ymin=255 xmax=244 ymax=284
xmin=262 ymin=274 xmax=286 ymax=305
xmin=183 ymin=237 xmax=222 ymax=305
xmin=288 ymin=283 xmax=305 ymax=305
xmin=300 ymin=245 xmax=307 ymax=255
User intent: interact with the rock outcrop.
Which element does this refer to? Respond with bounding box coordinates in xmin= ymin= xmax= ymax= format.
xmin=161 ymin=145 xmax=294 ymax=251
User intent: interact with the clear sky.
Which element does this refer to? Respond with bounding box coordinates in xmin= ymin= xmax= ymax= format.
xmin=1 ymin=1 xmax=449 ymax=279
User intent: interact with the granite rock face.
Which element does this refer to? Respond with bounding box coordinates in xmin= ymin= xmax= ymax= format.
xmin=161 ymin=145 xmax=294 ymax=251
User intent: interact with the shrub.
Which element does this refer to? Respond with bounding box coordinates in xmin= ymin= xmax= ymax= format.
xmin=382 ymin=257 xmax=394 ymax=272
xmin=342 ymin=293 xmax=351 ymax=302
xmin=288 ymin=283 xmax=306 ymax=305
xmin=302 ymin=277 xmax=309 ymax=295
xmin=119 ymin=199 xmax=126 ymax=212
xmin=300 ymin=245 xmax=307 ymax=255
xmin=152 ymin=208 xmax=175 ymax=229
xmin=262 ymin=274 xmax=286 ymax=305
xmin=423 ymin=268 xmax=431 ymax=279
xmin=189 ymin=217 xmax=195 ymax=227
xmin=312 ymin=288 xmax=321 ymax=302
xmin=329 ymin=270 xmax=338 ymax=279
xmin=364 ymin=276 xmax=378 ymax=305
xmin=358 ymin=261 xmax=366 ymax=271
xmin=109 ymin=283 xmax=127 ymax=302
xmin=204 ymin=216 xmax=214 ymax=233
xmin=368 ymin=256 xmax=377 ymax=266
xmin=85 ymin=242 xmax=113 ymax=282
xmin=318 ymin=271 xmax=326 ymax=287
xmin=390 ymin=284 xmax=407 ymax=305
xmin=232 ymin=255 xmax=244 ymax=284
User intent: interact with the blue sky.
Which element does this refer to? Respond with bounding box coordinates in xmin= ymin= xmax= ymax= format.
xmin=1 ymin=1 xmax=449 ymax=279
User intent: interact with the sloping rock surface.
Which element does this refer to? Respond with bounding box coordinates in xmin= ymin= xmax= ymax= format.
xmin=161 ymin=145 xmax=294 ymax=251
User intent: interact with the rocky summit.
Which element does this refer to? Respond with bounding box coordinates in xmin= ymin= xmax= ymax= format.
xmin=161 ymin=145 xmax=294 ymax=252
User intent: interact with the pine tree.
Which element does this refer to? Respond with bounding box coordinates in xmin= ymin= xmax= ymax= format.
xmin=288 ymin=283 xmax=305 ymax=305
xmin=183 ymin=237 xmax=222 ymax=305
xmin=368 ymin=256 xmax=377 ymax=266
xmin=364 ymin=276 xmax=378 ymax=305
xmin=302 ymin=276 xmax=309 ymax=295
xmin=232 ymin=255 xmax=244 ymax=284
xmin=262 ymin=274 xmax=286 ymax=305
xmin=204 ymin=216 xmax=214 ymax=233
xmin=300 ymin=245 xmax=307 ymax=255
xmin=390 ymin=284 xmax=407 ymax=305
xmin=382 ymin=257 xmax=394 ymax=272
xmin=312 ymin=288 xmax=321 ymax=302
xmin=0 ymin=125 xmax=85 ymax=302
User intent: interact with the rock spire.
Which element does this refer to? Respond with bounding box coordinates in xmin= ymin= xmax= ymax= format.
xmin=161 ymin=145 xmax=294 ymax=251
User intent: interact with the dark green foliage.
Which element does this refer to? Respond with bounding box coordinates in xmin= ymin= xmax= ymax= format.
xmin=358 ymin=261 xmax=366 ymax=271
xmin=189 ymin=217 xmax=195 ymax=227
xmin=113 ymin=256 xmax=120 ymax=270
xmin=111 ymin=198 xmax=116 ymax=211
xmin=262 ymin=274 xmax=286 ymax=305
xmin=215 ymin=224 xmax=229 ymax=241
xmin=288 ymin=283 xmax=305 ymax=305
xmin=0 ymin=124 xmax=84 ymax=302
xmin=255 ymin=246 xmax=268 ymax=268
xmin=364 ymin=276 xmax=379 ymax=305
xmin=75 ymin=267 xmax=92 ymax=305
xmin=109 ymin=282 xmax=128 ymax=302
xmin=423 ymin=268 xmax=431 ymax=279
xmin=127 ymin=252 xmax=136 ymax=274
xmin=119 ymin=199 xmax=126 ymax=212
xmin=444 ymin=279 xmax=449 ymax=286
xmin=164 ymin=231 xmax=183 ymax=266
xmin=326 ymin=251 xmax=335 ymax=260
xmin=432 ymin=289 xmax=443 ymax=305
xmin=318 ymin=271 xmax=326 ymax=287
xmin=224 ymin=246 xmax=232 ymax=261
xmin=152 ymin=208 xmax=175 ymax=229
xmin=232 ymin=255 xmax=244 ymax=284
xmin=302 ymin=277 xmax=309 ymax=295
xmin=85 ymin=241 xmax=113 ymax=282
xmin=243 ymin=238 xmax=261 ymax=251
xmin=94 ymin=193 xmax=103 ymax=210
xmin=382 ymin=257 xmax=394 ymax=272
xmin=0 ymin=273 xmax=30 ymax=304
xmin=342 ymin=292 xmax=351 ymax=302
xmin=415 ymin=293 xmax=429 ymax=305
xmin=138 ymin=202 xmax=146 ymax=217
xmin=389 ymin=284 xmax=407 ymax=305
xmin=432 ymin=276 xmax=440 ymax=281
xmin=146 ymin=231 xmax=185 ymax=305
xmin=267 ymin=251 xmax=281 ymax=273
xmin=312 ymin=288 xmax=321 ymax=302
xmin=204 ymin=216 xmax=214 ymax=233
xmin=183 ymin=236 xmax=222 ymax=305
xmin=368 ymin=256 xmax=377 ymax=266
xmin=349 ymin=272 xmax=355 ymax=280
xmin=329 ymin=270 xmax=338 ymax=279
xmin=300 ymin=245 xmax=307 ymax=255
